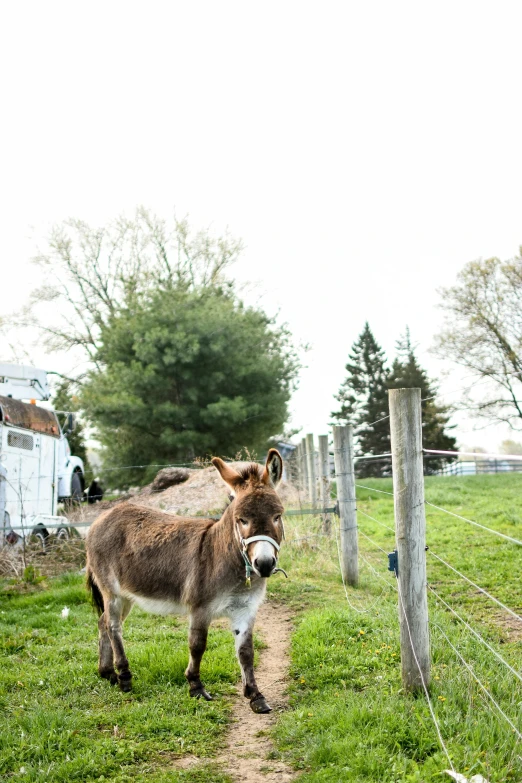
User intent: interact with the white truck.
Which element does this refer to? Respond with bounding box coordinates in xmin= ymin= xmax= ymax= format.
xmin=0 ymin=363 xmax=85 ymax=545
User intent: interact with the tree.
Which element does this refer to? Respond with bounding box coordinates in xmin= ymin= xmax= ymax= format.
xmin=81 ymin=285 xmax=299 ymax=487
xmin=499 ymin=439 xmax=522 ymax=455
xmin=388 ymin=328 xmax=457 ymax=474
xmin=332 ymin=325 xmax=457 ymax=477
xmin=433 ymin=254 xmax=522 ymax=429
xmin=21 ymin=207 xmax=244 ymax=369
xmin=15 ymin=208 xmax=299 ymax=486
xmin=331 ymin=323 xmax=390 ymax=477
xmin=52 ymin=380 xmax=92 ymax=481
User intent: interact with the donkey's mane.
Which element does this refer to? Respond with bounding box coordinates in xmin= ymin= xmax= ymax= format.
xmin=237 ymin=462 xmax=264 ymax=483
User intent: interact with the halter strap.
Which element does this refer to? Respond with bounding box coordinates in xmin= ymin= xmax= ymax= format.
xmin=240 ymin=534 xmax=281 ymax=551
xmin=236 ymin=528 xmax=281 ymax=588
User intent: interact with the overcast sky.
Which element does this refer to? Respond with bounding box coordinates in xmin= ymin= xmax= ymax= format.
xmin=2 ymin=1 xmax=522 ymax=450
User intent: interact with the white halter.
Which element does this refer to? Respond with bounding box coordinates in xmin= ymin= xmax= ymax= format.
xmin=236 ymin=528 xmax=287 ymax=587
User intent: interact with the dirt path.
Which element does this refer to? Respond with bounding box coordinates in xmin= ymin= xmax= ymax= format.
xmin=217 ymin=602 xmax=296 ymax=782
xmin=174 ymin=601 xmax=296 ymax=781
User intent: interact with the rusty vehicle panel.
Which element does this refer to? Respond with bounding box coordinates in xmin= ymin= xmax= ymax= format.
xmin=0 ymin=395 xmax=60 ymax=437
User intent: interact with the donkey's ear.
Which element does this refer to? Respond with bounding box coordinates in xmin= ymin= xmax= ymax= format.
xmin=262 ymin=449 xmax=283 ymax=488
xmin=211 ymin=458 xmax=243 ymax=491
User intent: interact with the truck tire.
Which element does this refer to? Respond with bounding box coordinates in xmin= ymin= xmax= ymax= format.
xmin=70 ymin=471 xmax=84 ymax=503
xmin=30 ymin=525 xmax=49 ymax=551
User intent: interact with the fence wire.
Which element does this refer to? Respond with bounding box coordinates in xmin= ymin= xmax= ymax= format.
xmin=396 ymin=576 xmax=456 ymax=773
xmin=431 ymin=621 xmax=522 ymax=742
xmin=355 ymin=484 xmax=395 ymax=497
xmin=358 ymin=552 xmax=396 ymax=591
xmin=425 ymin=501 xmax=522 ymax=547
xmin=334 ymin=532 xmax=388 ymax=615
xmin=428 ymin=586 xmax=522 ymax=685
xmin=357 ymin=528 xmax=389 ymax=555
xmin=357 ymin=508 xmax=395 ymax=533
xmin=0 ymin=461 xmax=205 ymax=483
xmin=427 ymin=549 xmax=522 ymax=624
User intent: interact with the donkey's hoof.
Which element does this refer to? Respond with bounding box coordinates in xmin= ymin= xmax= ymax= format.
xmin=100 ymin=669 xmax=118 ymax=686
xmin=250 ymin=696 xmax=271 ymax=714
xmin=118 ymin=673 xmax=133 ymax=692
xmin=190 ymin=685 xmax=213 ymax=701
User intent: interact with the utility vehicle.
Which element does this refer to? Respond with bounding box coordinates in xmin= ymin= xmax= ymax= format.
xmin=0 ymin=363 xmax=85 ymax=545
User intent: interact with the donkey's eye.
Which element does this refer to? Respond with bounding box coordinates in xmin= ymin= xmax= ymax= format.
xmin=238 ymin=518 xmax=248 ymax=526
xmin=274 ymin=515 xmax=282 ymax=524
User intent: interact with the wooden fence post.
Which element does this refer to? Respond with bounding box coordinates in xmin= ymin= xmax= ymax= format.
xmin=289 ymin=444 xmax=299 ymax=486
xmin=318 ymin=434 xmax=331 ymax=535
xmin=332 ymin=425 xmax=358 ymax=585
xmin=295 ymin=442 xmax=302 ymax=492
xmin=389 ymin=387 xmax=431 ymax=692
xmin=301 ymin=437 xmax=309 ymax=500
xmin=306 ymin=433 xmax=317 ymax=507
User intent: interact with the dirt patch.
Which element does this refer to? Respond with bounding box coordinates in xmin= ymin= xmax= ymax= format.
xmin=136 ymin=463 xmax=300 ymax=516
xmin=491 ymin=611 xmax=522 ymax=642
xmin=216 ymin=602 xmax=296 ymax=782
xmin=170 ymin=601 xmax=297 ymax=781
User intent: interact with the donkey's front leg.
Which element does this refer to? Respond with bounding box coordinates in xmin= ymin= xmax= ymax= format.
xmin=185 ymin=612 xmax=213 ymax=701
xmin=231 ymin=610 xmax=271 ymax=714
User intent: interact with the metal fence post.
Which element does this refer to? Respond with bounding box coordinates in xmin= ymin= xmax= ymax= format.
xmin=389 ymin=387 xmax=431 ymax=692
xmin=318 ymin=434 xmax=331 ymax=535
xmin=332 ymin=425 xmax=358 ymax=585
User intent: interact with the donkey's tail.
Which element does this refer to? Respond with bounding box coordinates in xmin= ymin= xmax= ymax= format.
xmin=86 ymin=567 xmax=105 ymax=616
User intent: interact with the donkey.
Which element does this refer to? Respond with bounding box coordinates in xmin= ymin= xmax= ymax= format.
xmin=85 ymin=449 xmax=285 ymax=714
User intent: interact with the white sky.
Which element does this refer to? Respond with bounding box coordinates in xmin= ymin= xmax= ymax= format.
xmin=1 ymin=1 xmax=522 ymax=450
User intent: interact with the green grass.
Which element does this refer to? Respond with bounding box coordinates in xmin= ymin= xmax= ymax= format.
xmin=0 ymin=573 xmax=235 ymax=782
xmin=356 ymin=473 xmax=522 ymax=633
xmin=266 ymin=473 xmax=522 ymax=782
xmin=1 ymin=473 xmax=521 ymax=782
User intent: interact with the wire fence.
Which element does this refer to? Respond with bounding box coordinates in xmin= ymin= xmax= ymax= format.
xmin=348 ymin=497 xmax=522 ymax=774
xmin=290 ymin=410 xmax=522 ymax=775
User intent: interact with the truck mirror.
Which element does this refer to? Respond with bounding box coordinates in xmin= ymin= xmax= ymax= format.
xmin=66 ymin=413 xmax=76 ymax=433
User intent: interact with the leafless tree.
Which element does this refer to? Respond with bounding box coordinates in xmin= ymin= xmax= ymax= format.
xmin=433 ymin=253 xmax=522 ymax=429
xmin=16 ymin=207 xmax=243 ymax=372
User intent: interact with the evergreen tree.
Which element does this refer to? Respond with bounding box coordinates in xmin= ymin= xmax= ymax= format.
xmin=387 ymin=328 xmax=457 ymax=474
xmin=332 ymin=325 xmax=457 ymax=478
xmin=82 ymin=285 xmax=299 ymax=487
xmin=331 ymin=323 xmax=390 ymax=477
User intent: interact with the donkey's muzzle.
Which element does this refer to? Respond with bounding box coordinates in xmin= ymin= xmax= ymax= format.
xmin=253 ymin=555 xmax=277 ymax=578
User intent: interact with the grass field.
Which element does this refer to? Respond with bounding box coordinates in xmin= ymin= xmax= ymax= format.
xmin=1 ymin=473 xmax=521 ymax=781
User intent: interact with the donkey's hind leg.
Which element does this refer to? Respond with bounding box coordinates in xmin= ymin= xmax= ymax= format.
xmin=185 ymin=611 xmax=213 ymax=701
xmin=106 ymin=596 xmax=133 ymax=692
xmin=98 ymin=613 xmax=117 ymax=685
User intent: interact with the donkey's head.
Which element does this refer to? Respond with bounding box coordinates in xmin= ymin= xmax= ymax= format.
xmin=211 ymin=449 xmax=284 ymax=578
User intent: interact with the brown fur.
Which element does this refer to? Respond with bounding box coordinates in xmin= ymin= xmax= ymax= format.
xmin=85 ymin=450 xmax=285 ymax=712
